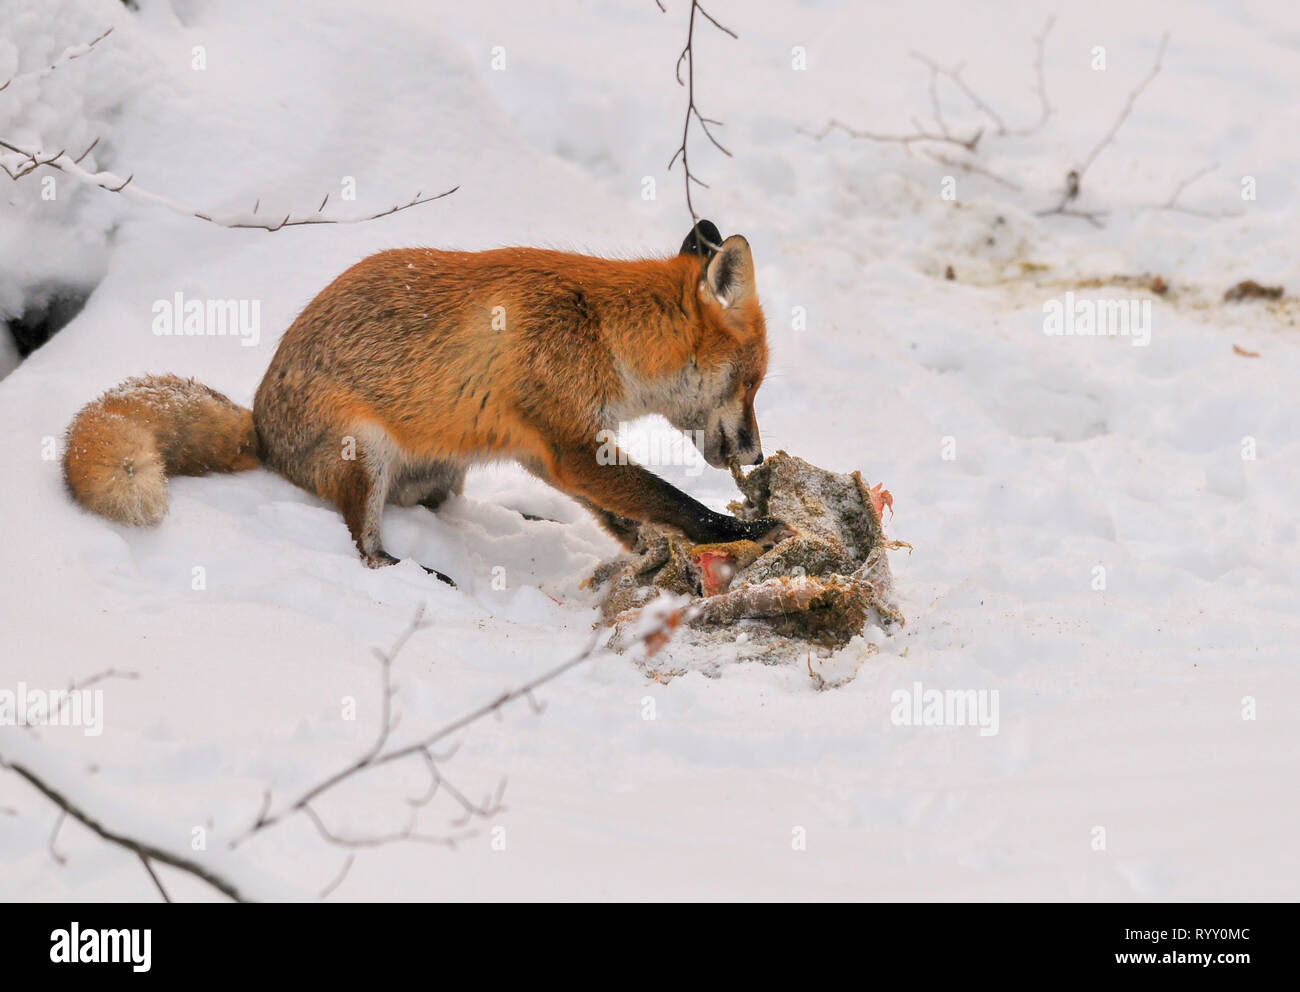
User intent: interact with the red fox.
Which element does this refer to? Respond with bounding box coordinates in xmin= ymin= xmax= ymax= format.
xmin=62 ymin=221 xmax=792 ymax=584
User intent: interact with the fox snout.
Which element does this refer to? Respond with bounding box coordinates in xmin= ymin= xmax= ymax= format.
xmin=702 ymin=413 xmax=764 ymax=469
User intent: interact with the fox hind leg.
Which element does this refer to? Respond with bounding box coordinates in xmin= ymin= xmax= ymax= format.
xmin=334 ymin=437 xmax=456 ymax=586
xmin=334 ymin=447 xmax=393 ymax=567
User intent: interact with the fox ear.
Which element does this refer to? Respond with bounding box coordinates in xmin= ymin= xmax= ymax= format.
xmin=680 ymin=219 xmax=722 ymax=258
xmin=704 ymin=235 xmax=755 ymax=309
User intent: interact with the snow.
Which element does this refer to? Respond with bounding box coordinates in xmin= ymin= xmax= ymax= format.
xmin=1 ymin=0 xmax=1298 ymax=900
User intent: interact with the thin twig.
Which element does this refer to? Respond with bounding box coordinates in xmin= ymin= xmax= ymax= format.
xmin=138 ymin=854 xmax=172 ymax=903
xmin=301 ymin=803 xmax=475 ymax=850
xmin=1038 ymin=32 xmax=1169 ymax=224
xmin=1147 ymin=161 xmax=1241 ymax=218
xmin=810 ymin=16 xmax=1053 ymax=155
xmin=442 ymin=775 xmax=507 ymax=828
xmin=1078 ymin=33 xmax=1169 ymax=177
xmin=1044 ymin=205 xmax=1107 ymax=228
xmin=48 ymin=810 xmax=67 ymax=865
xmin=922 ymin=149 xmax=1023 ymax=191
xmin=663 ymin=1 xmax=737 ymax=239
xmin=1163 ymin=161 xmax=1217 ymax=208
xmin=910 ymin=52 xmax=1007 ymax=135
xmin=1007 ymin=15 xmax=1055 ymax=137
xmin=319 ymin=854 xmax=355 ymax=899
xmin=801 ymin=117 xmax=982 ymax=152
xmin=922 ymin=61 xmax=951 ymax=139
xmin=805 ymin=15 xmax=1062 ymax=213
xmin=36 ymin=668 xmax=140 ymax=732
xmin=0 ymin=26 xmax=114 ymax=93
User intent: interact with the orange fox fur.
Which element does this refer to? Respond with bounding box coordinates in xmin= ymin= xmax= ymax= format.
xmin=63 ymin=222 xmax=790 ymax=582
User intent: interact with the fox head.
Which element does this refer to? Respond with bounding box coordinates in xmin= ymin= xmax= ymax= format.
xmin=673 ymin=220 xmax=770 ymax=469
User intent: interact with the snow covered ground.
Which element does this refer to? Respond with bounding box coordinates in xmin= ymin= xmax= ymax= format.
xmin=1 ymin=0 xmax=1297 ymax=900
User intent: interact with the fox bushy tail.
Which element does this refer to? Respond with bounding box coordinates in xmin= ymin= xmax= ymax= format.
xmin=63 ymin=375 xmax=260 ymax=526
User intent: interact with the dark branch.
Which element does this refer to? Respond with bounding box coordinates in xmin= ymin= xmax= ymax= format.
xmin=138 ymin=854 xmax=172 ymax=903
xmin=1 ymin=756 xmax=249 ymax=902
xmin=802 ymin=117 xmax=982 ymax=152
xmin=663 ymin=1 xmax=737 ymax=235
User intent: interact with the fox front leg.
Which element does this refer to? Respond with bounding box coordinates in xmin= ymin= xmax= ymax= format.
xmin=539 ymin=444 xmax=793 ymax=548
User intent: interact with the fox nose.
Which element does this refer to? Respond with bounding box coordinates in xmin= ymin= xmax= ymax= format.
xmin=753 ymin=453 xmax=763 ymax=465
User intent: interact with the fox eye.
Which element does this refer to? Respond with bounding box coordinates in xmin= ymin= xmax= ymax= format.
xmin=744 ymin=380 xmax=755 ymax=391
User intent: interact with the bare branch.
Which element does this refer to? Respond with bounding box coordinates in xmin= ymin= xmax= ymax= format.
xmin=0 ymin=137 xmax=458 ymax=230
xmin=138 ymin=854 xmax=172 ymax=903
xmin=1162 ymin=161 xmax=1217 ymax=208
xmin=800 ymin=117 xmax=982 ymax=152
xmin=922 ymin=61 xmax=952 ymax=139
xmin=236 ymin=606 xmax=432 ymax=840
xmin=811 ymin=16 xmax=1053 ymax=157
xmin=1038 ymin=32 xmax=1169 ymax=225
xmin=903 ymin=14 xmax=1055 ymax=142
xmin=1 ymin=28 xmax=456 ymax=230
xmin=910 ymin=52 xmax=1007 ymax=135
xmin=1144 ymin=161 xmax=1242 ymax=219
xmin=237 ymin=601 xmax=689 ymax=847
xmin=4 ymin=590 xmax=689 ymax=901
xmin=922 ymin=149 xmax=1023 ymax=191
xmin=0 ymin=755 xmax=250 ymax=902
xmin=319 ymin=854 xmax=355 ymax=899
xmin=1016 ymin=15 xmax=1057 ymax=137
xmin=1042 ymin=205 xmax=1107 ymax=227
xmin=1076 ymin=33 xmax=1169 ymax=178
xmin=48 ymin=810 xmax=67 ymax=865
xmin=300 ymin=802 xmax=475 ymax=850
xmin=72 ymin=136 xmax=99 ymax=165
xmin=663 ymin=1 xmax=737 ymax=237
xmin=34 ymin=668 xmax=140 ymax=733
xmin=442 ymin=774 xmax=507 ymax=828
xmin=0 ymin=27 xmax=113 ymax=93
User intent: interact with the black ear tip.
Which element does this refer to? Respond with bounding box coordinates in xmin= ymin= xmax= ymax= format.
xmin=680 ymin=219 xmax=723 ymax=257
xmin=695 ymin=219 xmax=722 ymax=245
